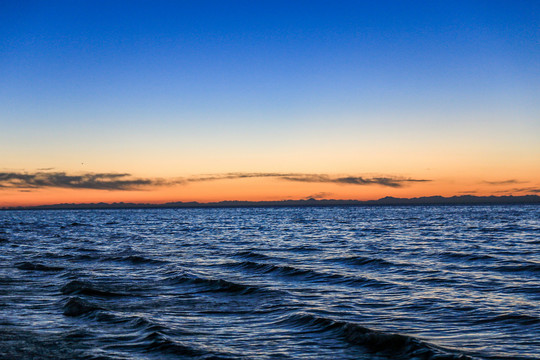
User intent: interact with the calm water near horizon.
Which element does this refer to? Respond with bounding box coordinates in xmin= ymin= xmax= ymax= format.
xmin=1 ymin=205 xmax=539 ymax=359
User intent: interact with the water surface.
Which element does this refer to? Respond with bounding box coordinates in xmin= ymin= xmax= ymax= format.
xmin=1 ymin=205 xmax=538 ymax=359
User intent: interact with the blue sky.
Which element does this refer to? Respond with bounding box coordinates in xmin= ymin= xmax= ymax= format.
xmin=3 ymin=1 xmax=537 ymax=119
xmin=1 ymin=1 xmax=539 ymax=204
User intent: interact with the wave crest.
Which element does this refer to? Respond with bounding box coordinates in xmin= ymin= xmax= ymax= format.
xmin=282 ymin=313 xmax=472 ymax=359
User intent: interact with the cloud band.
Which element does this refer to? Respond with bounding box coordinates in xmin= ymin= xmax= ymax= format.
xmin=0 ymin=171 xmax=430 ymax=191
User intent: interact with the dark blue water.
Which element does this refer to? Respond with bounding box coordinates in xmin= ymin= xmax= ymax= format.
xmin=1 ymin=206 xmax=539 ymax=359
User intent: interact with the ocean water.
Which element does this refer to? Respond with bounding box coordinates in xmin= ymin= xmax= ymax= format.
xmin=0 ymin=205 xmax=539 ymax=360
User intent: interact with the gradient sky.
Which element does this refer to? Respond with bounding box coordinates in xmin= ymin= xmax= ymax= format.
xmin=1 ymin=1 xmax=539 ymax=206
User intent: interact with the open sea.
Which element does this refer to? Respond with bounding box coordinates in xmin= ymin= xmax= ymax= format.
xmin=0 ymin=205 xmax=538 ymax=360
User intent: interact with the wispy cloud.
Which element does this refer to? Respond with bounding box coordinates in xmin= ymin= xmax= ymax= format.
xmin=0 ymin=171 xmax=431 ymax=191
xmin=494 ymin=186 xmax=540 ymax=194
xmin=278 ymin=174 xmax=429 ymax=187
xmin=512 ymin=187 xmax=540 ymax=194
xmin=183 ymin=173 xmax=297 ymax=183
xmin=482 ymin=179 xmax=524 ymax=185
xmin=184 ymin=173 xmax=430 ymax=188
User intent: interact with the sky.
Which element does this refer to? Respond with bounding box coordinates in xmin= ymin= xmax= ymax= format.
xmin=1 ymin=0 xmax=539 ymax=206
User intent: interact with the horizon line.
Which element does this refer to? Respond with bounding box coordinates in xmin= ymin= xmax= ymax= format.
xmin=3 ymin=194 xmax=540 ymax=210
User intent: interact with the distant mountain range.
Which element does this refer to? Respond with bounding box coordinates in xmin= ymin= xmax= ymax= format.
xmin=3 ymin=195 xmax=540 ymax=210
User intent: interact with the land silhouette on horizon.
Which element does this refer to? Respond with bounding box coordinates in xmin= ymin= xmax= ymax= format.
xmin=3 ymin=195 xmax=539 ymax=210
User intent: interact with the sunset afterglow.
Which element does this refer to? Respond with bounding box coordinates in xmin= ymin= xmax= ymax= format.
xmin=1 ymin=1 xmax=538 ymax=207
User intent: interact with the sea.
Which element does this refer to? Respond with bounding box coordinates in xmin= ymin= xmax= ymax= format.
xmin=0 ymin=205 xmax=538 ymax=360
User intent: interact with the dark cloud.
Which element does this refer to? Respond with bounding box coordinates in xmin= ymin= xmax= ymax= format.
xmin=493 ymin=186 xmax=540 ymax=194
xmin=304 ymin=192 xmax=333 ymax=200
xmin=279 ymin=174 xmax=430 ymax=188
xmin=185 ymin=173 xmax=297 ymax=183
xmin=183 ymin=173 xmax=430 ymax=188
xmin=0 ymin=172 xmax=158 ymax=190
xmin=0 ymin=171 xmax=431 ymax=191
xmin=483 ymin=179 xmax=524 ymax=185
xmin=511 ymin=187 xmax=540 ymax=193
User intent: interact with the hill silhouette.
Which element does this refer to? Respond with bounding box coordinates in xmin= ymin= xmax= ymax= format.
xmin=3 ymin=195 xmax=539 ymax=210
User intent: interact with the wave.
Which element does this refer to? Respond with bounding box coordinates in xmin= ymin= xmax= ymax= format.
xmin=176 ymin=226 xmax=204 ymax=232
xmin=167 ymin=273 xmax=274 ymax=296
xmin=61 ymin=280 xmax=130 ymax=297
xmin=333 ymin=255 xmax=396 ymax=267
xmin=503 ymin=285 xmax=540 ymax=297
xmin=0 ymin=276 xmax=17 ymax=285
xmin=0 ymin=326 xmax=86 ymax=359
xmin=44 ymin=248 xmax=102 ymax=262
xmin=63 ymin=308 xmax=224 ymax=358
xmin=16 ymin=262 xmax=65 ymax=272
xmin=361 ymin=227 xmax=390 ymax=234
xmin=231 ymin=260 xmax=313 ymax=277
xmin=133 ymin=331 xmax=203 ymax=356
xmin=227 ymin=260 xmax=392 ymax=288
xmin=104 ymin=330 xmax=236 ymax=359
xmin=63 ymin=296 xmax=102 ymax=317
xmin=474 ymin=313 xmax=540 ymax=326
xmin=93 ymin=313 xmax=237 ymax=359
xmin=126 ymin=316 xmax=169 ymax=333
xmin=493 ymin=263 xmax=540 ymax=273
xmin=235 ymin=250 xmax=275 ymax=261
xmin=439 ymin=252 xmax=494 ymax=262
xmin=61 ymin=222 xmax=89 ymax=228
xmin=69 ymin=254 xmax=97 ymax=261
xmin=105 ymin=254 xmax=166 ymax=265
xmin=44 ymin=252 xmax=165 ymax=265
xmin=280 ymin=312 xmax=472 ymax=359
xmin=88 ymin=312 xmax=171 ymax=336
xmin=287 ymin=245 xmax=320 ymax=252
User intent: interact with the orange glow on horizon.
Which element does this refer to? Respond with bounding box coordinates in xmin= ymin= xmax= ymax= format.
xmin=1 ymin=176 xmax=538 ymax=208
